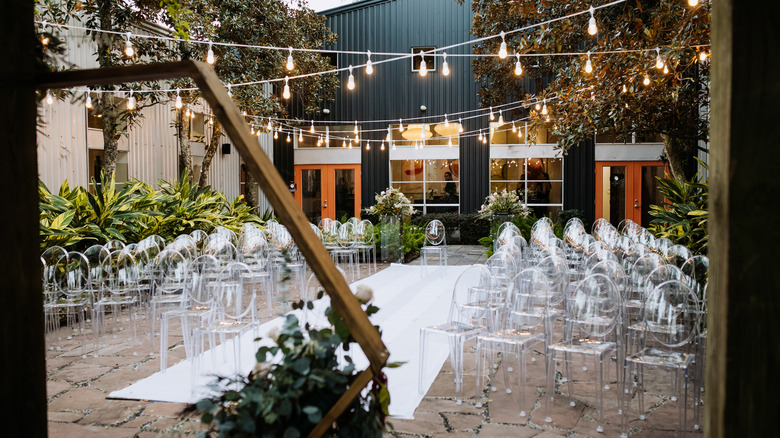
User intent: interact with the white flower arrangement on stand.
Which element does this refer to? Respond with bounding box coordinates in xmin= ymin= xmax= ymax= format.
xmin=478 ymin=189 xmax=531 ymax=218
xmin=365 ymin=187 xmax=416 ymax=218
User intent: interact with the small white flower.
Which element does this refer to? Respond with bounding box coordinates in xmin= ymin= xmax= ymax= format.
xmin=355 ymin=284 xmax=374 ymax=304
xmin=266 ymin=326 xmax=280 ymax=340
xmin=252 ymin=361 xmax=272 ymax=379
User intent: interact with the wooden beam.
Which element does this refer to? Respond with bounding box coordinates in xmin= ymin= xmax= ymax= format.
xmin=708 ymin=0 xmax=780 ymax=436
xmin=37 ymin=60 xmax=389 ymax=437
xmin=2 ymin=1 xmax=48 ymax=436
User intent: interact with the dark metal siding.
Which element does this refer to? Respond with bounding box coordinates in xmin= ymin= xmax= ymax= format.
xmin=563 ymin=139 xmax=595 ymax=224
xmin=323 ymin=0 xmax=482 ymax=209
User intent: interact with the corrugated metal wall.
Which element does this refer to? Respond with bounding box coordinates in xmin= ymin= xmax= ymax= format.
xmin=323 ymin=0 xmax=483 ymax=211
xmin=36 ymin=23 xmax=249 ymax=202
xmin=563 ymin=139 xmax=595 ymax=223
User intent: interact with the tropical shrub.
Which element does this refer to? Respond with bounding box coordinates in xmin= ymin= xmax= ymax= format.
xmin=648 ymin=163 xmax=709 ymax=255
xmin=39 ymin=170 xmax=263 ymax=252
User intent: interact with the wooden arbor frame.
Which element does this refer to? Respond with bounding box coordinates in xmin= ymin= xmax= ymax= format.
xmin=36 ymin=60 xmax=389 ymax=438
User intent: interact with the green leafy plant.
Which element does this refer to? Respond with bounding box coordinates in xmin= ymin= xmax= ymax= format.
xmin=648 ymin=162 xmax=708 ymax=255
xmin=192 ymin=288 xmax=395 ymax=438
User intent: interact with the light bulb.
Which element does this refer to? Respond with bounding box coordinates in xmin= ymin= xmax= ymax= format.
xmin=655 ymin=48 xmax=664 ymax=69
xmin=442 ymin=52 xmax=450 ymax=76
xmin=273 ymin=131 xmax=278 ymax=140
xmin=514 ymin=54 xmax=523 ymax=76
xmin=489 ymin=106 xmax=495 ymax=120
xmin=541 ymin=100 xmax=548 ymax=115
xmin=175 ymin=90 xmax=182 ymax=109
xmin=419 ymin=59 xmax=427 ymax=77
xmin=622 ymin=84 xmax=628 ymax=93
xmin=585 ymin=52 xmax=593 ymax=73
xmin=298 ymin=129 xmax=303 ymax=142
xmin=458 ymin=119 xmax=464 ymax=133
xmin=663 ymin=64 xmax=669 ymax=74
xmin=185 ymin=107 xmax=191 ymax=117
xmin=348 ymin=142 xmax=353 ymax=149
xmin=354 ymin=121 xmax=359 ymax=135
xmin=124 ymin=33 xmax=134 ymax=57
xmin=85 ymin=95 xmax=92 ymax=109
xmin=41 ymin=21 xmax=49 ymax=46
xmin=643 ymin=73 xmax=650 ymax=86
xmin=498 ymin=110 xmax=504 ymax=125
xmin=399 ymin=119 xmax=404 ymax=132
xmin=267 ymin=119 xmax=273 ymax=131
xmin=444 ymin=115 xmax=449 ymax=128
xmin=366 ymin=142 xmax=370 ymax=150
xmin=310 ymin=121 xmax=315 ymax=133
xmin=283 ymin=77 xmax=291 ymax=99
xmin=251 ymin=126 xmax=255 ymax=135
xmin=365 ymin=50 xmax=373 ymax=75
xmin=209 ymin=117 xmax=214 ymax=125
xmin=392 ymin=143 xmax=396 ymax=150
xmin=206 ymin=43 xmax=215 ymax=65
xmin=512 ymin=122 xmax=517 ymax=133
xmin=381 ymin=142 xmax=385 ymax=151
xmin=482 ymin=134 xmax=488 ymax=144
xmin=699 ymin=51 xmax=708 ymax=62
xmin=342 ymin=140 xmax=347 ymax=148
xmin=478 ymin=130 xmax=483 ymax=141
xmin=688 ymin=0 xmax=699 ymax=6
xmin=127 ymin=92 xmax=136 ymax=110
xmin=498 ymin=31 xmax=508 ymax=59
xmin=286 ymin=133 xmax=291 ymax=143
xmin=535 ymin=102 xmax=541 ymax=111
xmin=257 ymin=130 xmax=261 ymax=138
xmin=286 ymin=47 xmax=294 ymax=71
xmin=46 ymin=92 xmax=53 ymax=105
xmin=347 ymin=65 xmax=355 ymax=90
xmin=448 ymin=137 xmax=453 ymax=147
xmin=588 ymin=7 xmax=598 ymax=35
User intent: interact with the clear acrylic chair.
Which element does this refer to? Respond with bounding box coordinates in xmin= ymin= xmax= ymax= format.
xmin=621 ymin=280 xmax=700 ymax=438
xmin=475 ymin=268 xmax=556 ymax=415
xmin=159 ymin=254 xmax=219 ymax=372
xmin=354 ymin=219 xmax=377 ymax=275
xmin=545 ymin=273 xmax=622 ymax=432
xmin=150 ymin=249 xmax=189 ymax=340
xmin=419 ymin=265 xmax=490 ymax=404
xmin=46 ymin=251 xmax=94 ymax=357
xmin=95 ymin=249 xmax=141 ymax=354
xmin=420 ymin=219 xmax=447 ymax=273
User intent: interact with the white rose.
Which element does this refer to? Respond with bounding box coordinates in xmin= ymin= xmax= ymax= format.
xmin=252 ymin=361 xmax=272 ymax=379
xmin=355 ymin=284 xmax=374 ymax=304
xmin=266 ymin=326 xmax=280 ymax=341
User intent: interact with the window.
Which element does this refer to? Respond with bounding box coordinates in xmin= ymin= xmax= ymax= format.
xmin=490 ymin=157 xmax=563 ymax=220
xmin=390 ymin=159 xmax=459 ymax=214
xmin=88 ymin=149 xmax=128 ymax=190
xmin=295 ymin=125 xmax=358 ymax=148
xmin=389 ymin=123 xmax=459 ymax=147
xmin=190 ymin=112 xmax=205 ymax=142
xmin=411 ymin=46 xmax=436 ymax=73
xmin=490 ymin=122 xmax=552 ymax=145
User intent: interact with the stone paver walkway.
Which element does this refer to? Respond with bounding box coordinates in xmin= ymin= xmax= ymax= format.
xmin=45 ymin=245 xmax=702 ymax=437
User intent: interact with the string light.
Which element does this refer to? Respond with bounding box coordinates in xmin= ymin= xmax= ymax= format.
xmin=399 ymin=119 xmax=404 ymax=132
xmin=448 ymin=136 xmax=453 ymax=147
xmin=175 ymin=89 xmax=182 ymax=109
xmin=535 ymin=102 xmax=541 ymax=111
xmin=514 ymin=53 xmax=523 ymax=76
xmin=365 ymin=50 xmax=373 ymax=75
xmin=41 ymin=21 xmax=49 ymax=46
xmin=512 ymin=121 xmax=517 ymax=133
xmin=381 ymin=142 xmax=385 ymax=151
xmin=498 ymin=110 xmax=504 ymax=125
xmin=458 ymin=118 xmax=464 ymax=133
xmin=298 ymin=129 xmax=303 ymax=142
xmin=286 ymin=132 xmax=291 ymax=143
xmin=643 ymin=73 xmax=651 ymax=86
xmin=366 ymin=142 xmax=371 ymax=150
xmin=622 ymin=84 xmax=628 ymax=93
xmin=419 ymin=51 xmax=428 ymax=77
xmin=46 ymin=91 xmax=53 ymax=105
xmin=699 ymin=51 xmax=708 ymax=62
xmin=688 ymin=0 xmax=699 ymax=6
xmin=286 ymin=47 xmax=294 ymax=71
xmin=444 ymin=114 xmax=449 ymax=128
xmin=392 ymin=143 xmax=396 ymax=151
xmin=274 ymin=130 xmax=279 ymax=139
xmin=588 ymin=6 xmax=598 ymax=35
xmin=256 ymin=129 xmax=261 ymax=138
xmin=541 ymin=99 xmax=548 ymax=115
xmin=498 ymin=31 xmax=508 ymax=59
xmin=347 ymin=65 xmax=355 ymax=90
xmin=442 ymin=52 xmax=450 ymax=76
xmin=478 ymin=130 xmax=483 ymax=141
xmin=185 ymin=106 xmax=191 ymax=117
xmin=209 ymin=116 xmax=214 ymax=125
xmin=489 ymin=106 xmax=495 ymax=120
xmin=206 ymin=43 xmax=215 ymax=65
xmin=663 ymin=64 xmax=669 ymax=74
xmin=124 ymin=32 xmax=134 ymax=57
xmin=250 ymin=125 xmax=255 ymax=135
xmin=386 ymin=126 xmax=392 ymax=142
xmin=585 ymin=51 xmax=593 ymax=73
xmin=283 ymin=76 xmax=291 ymax=99
xmin=342 ymin=139 xmax=347 ymax=148
xmin=267 ymin=118 xmax=273 ymax=131
xmin=653 ymin=48 xmax=663 ymax=69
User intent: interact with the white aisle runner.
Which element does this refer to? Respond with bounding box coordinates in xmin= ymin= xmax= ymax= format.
xmin=109 ymin=264 xmax=469 ymax=419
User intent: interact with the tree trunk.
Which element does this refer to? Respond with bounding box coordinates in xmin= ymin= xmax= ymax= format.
xmin=661 ymin=133 xmax=696 ymax=181
xmin=177 ymin=109 xmax=193 ymax=182
xmin=199 ymin=120 xmax=221 ymax=187
xmin=241 ymin=163 xmax=260 ymax=213
xmin=100 ymin=93 xmax=121 ymax=179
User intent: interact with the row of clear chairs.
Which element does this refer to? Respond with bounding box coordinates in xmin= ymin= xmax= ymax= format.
xmin=420 ymin=217 xmax=708 ymax=436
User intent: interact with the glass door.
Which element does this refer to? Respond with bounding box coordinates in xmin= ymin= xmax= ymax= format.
xmin=295 ymin=164 xmax=361 ymax=223
xmin=595 ymin=161 xmax=666 ymax=228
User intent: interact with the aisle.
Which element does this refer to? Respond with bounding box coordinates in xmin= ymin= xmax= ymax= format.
xmin=109 ymin=264 xmax=469 ymax=419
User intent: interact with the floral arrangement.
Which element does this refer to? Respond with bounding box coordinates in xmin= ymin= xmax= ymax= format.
xmin=478 ymin=189 xmax=531 ymax=218
xmin=191 ymin=285 xmax=396 ymax=438
xmin=365 ymin=187 xmax=416 ymax=218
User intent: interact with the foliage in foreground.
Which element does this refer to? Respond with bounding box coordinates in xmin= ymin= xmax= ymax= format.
xmin=39 ymin=170 xmax=263 ymax=252
xmin=192 ymin=289 xmax=395 ymax=438
xmin=648 ymin=163 xmax=708 ymax=255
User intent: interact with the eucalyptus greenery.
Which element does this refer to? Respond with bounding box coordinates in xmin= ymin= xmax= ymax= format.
xmin=192 ymin=290 xmax=395 ymax=438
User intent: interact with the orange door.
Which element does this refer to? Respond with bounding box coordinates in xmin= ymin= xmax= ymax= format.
xmin=294 ymin=164 xmax=361 ymax=223
xmin=595 ymin=161 xmax=667 ymax=228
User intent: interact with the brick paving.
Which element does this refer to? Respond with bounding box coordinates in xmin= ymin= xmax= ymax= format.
xmin=45 ymin=246 xmax=703 ymax=437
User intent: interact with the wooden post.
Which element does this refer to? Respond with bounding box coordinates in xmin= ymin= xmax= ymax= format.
xmin=708 ymin=0 xmax=780 ymax=436
xmin=1 ymin=1 xmax=48 ymax=436
xmin=37 ymin=61 xmax=389 ymax=437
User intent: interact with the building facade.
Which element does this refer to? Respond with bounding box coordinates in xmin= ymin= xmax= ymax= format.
xmin=274 ymin=0 xmax=669 ymax=227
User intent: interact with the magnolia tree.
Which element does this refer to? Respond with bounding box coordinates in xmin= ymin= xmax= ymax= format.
xmin=466 ymin=0 xmax=710 ymax=179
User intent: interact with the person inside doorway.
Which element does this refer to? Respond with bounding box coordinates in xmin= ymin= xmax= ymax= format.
xmin=444 ymin=171 xmax=457 ymax=202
